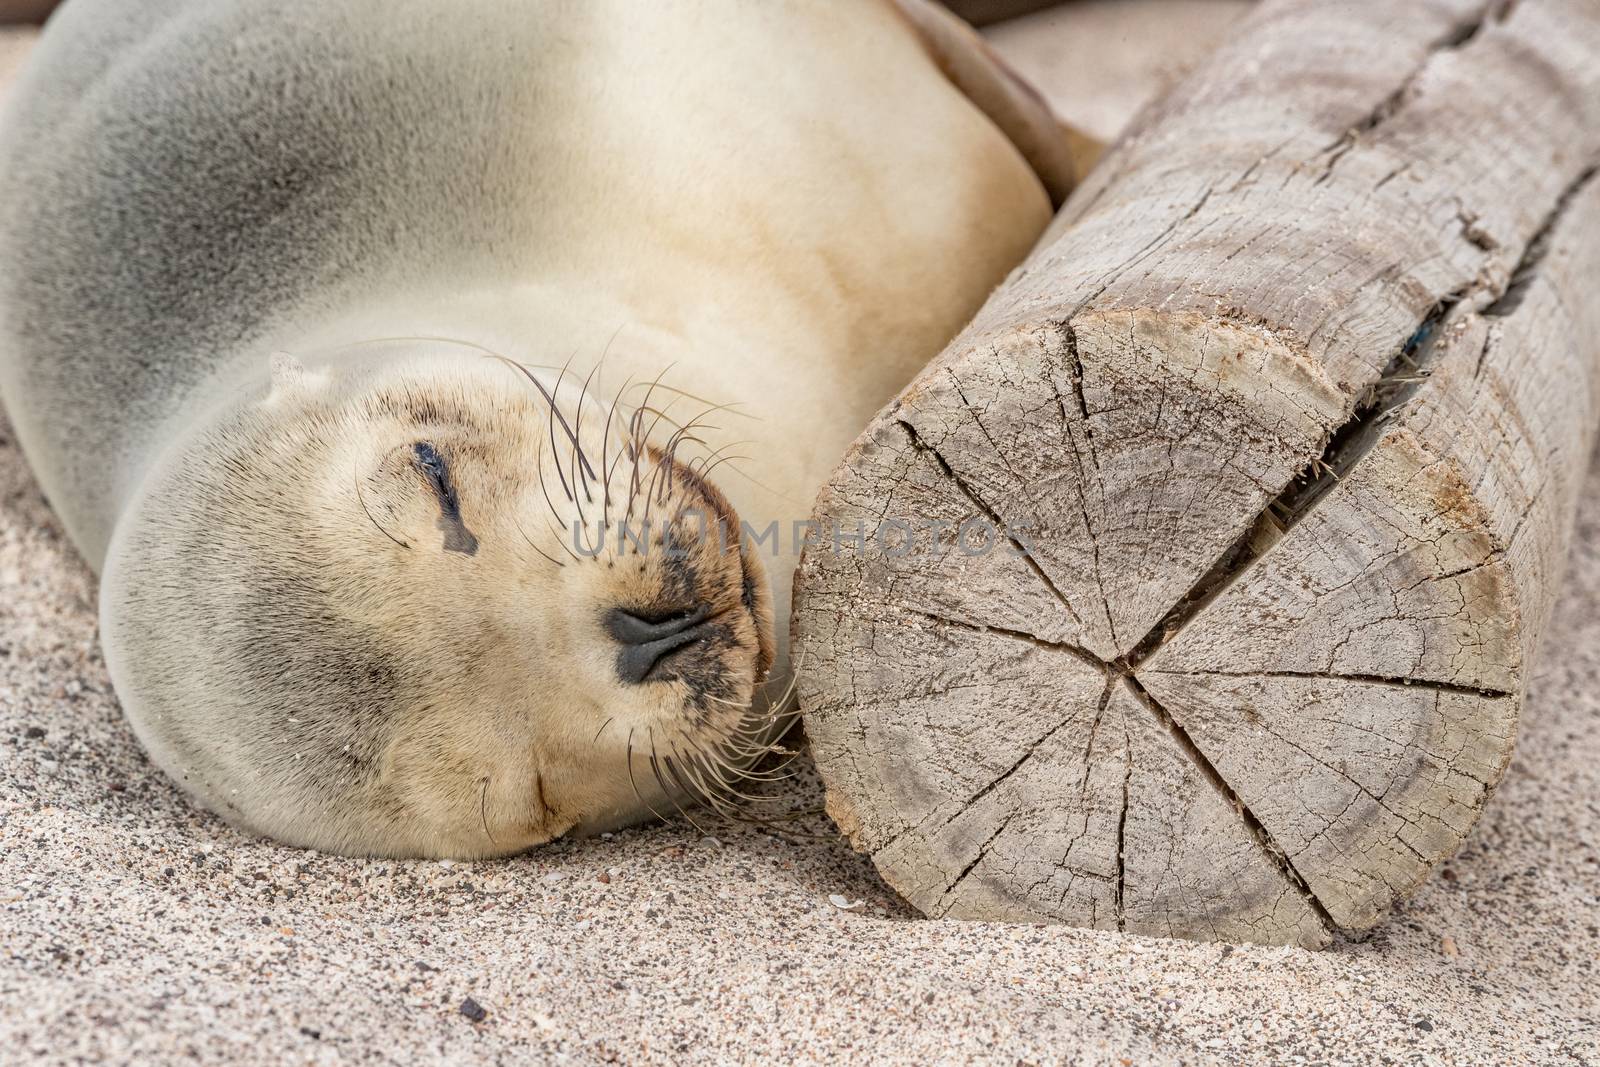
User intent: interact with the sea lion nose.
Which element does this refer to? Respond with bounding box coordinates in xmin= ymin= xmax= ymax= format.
xmin=605 ymin=604 xmax=712 ymax=684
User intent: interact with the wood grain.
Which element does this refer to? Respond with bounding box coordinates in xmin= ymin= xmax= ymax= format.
xmin=793 ymin=0 xmax=1600 ymax=946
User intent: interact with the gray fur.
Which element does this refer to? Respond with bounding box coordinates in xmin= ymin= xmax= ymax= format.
xmin=0 ymin=0 xmax=599 ymax=562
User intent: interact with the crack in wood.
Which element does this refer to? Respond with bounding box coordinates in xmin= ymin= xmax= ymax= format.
xmin=895 ymin=417 xmax=1088 ymax=635
xmin=1060 ymin=323 xmax=1121 ymax=651
xmin=1121 ymin=675 xmax=1341 ymax=936
xmin=1312 ymin=1 xmax=1500 ymax=185
xmin=1142 ymin=668 xmax=1511 ymax=700
xmin=1118 ymin=157 xmax=1600 ymax=675
xmin=932 ymin=690 xmax=1104 ymax=906
xmin=1113 ymin=712 xmax=1131 ymax=933
xmin=904 ymin=609 xmax=1104 ymax=672
xmin=936 ymin=810 xmax=1019 ymax=908
xmin=1485 ymin=165 xmax=1600 ymax=319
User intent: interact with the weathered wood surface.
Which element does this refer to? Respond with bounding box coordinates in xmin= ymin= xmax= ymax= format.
xmin=792 ymin=0 xmax=1600 ymax=946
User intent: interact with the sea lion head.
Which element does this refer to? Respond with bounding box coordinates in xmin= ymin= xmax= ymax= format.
xmin=100 ymin=344 xmax=776 ymax=857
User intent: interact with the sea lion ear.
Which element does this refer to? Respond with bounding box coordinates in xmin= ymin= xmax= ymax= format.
xmin=265 ymin=353 xmax=327 ymax=405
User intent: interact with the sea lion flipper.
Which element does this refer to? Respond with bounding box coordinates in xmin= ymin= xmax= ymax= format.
xmin=888 ymin=0 xmax=1100 ymax=206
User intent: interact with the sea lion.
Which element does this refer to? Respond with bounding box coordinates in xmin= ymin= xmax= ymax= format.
xmin=0 ymin=0 xmax=1085 ymax=856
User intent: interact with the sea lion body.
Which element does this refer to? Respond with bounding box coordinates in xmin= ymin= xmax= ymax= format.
xmin=0 ymin=0 xmax=1067 ymax=854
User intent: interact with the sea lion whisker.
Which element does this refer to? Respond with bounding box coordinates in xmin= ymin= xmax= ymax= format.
xmin=622 ymin=401 xmax=657 ymax=525
xmin=638 ymin=384 xmax=685 ymax=447
xmin=567 ymin=436 xmax=591 ymax=542
xmin=533 ymin=438 xmax=583 ymax=561
xmin=699 ymin=453 xmax=753 ymax=484
xmin=661 ymin=753 xmax=740 ymax=820
xmin=710 ymin=702 xmax=794 ymax=741
xmin=592 ymin=715 xmax=615 ymax=744
xmin=625 ymin=368 xmax=683 ymax=521
xmin=647 ymin=729 xmax=712 ymax=835
xmin=678 ymin=745 xmax=788 ymax=807
xmin=703 ymin=723 xmax=804 ymax=768
xmin=670 ymin=751 xmax=813 ymax=830
xmin=656 ymin=400 xmax=742 ymax=458
xmin=479 ymin=775 xmax=498 ymax=846
xmin=353 ymin=466 xmax=411 ymax=549
xmin=544 ymin=513 xmax=584 ymax=564
xmin=707 ymin=749 xmax=802 ymax=780
xmin=584 ymin=327 xmax=629 ymax=497
xmin=555 ymin=346 xmax=598 ymax=502
xmin=719 ymin=733 xmax=803 ymax=769
xmin=604 ymin=435 xmax=639 ymax=522
xmin=707 ymin=681 xmax=803 ymax=762
xmin=624 ymin=428 xmax=645 ymax=522
xmin=713 ymin=730 xmax=804 ymax=770
xmin=653 ymin=417 xmax=713 ymax=504
xmin=571 ymin=353 xmax=604 ymax=506
xmin=652 ymin=428 xmax=697 ymax=505
xmin=658 ymin=741 xmax=747 ymax=817
xmin=763 ymin=655 xmax=807 ymax=703
xmin=600 ymin=372 xmax=636 ymax=528
xmin=616 ymin=380 xmax=759 ymax=421
xmin=623 ymin=406 xmax=726 ymax=443
xmin=625 ymin=727 xmax=674 ymax=826
xmin=491 ymin=354 xmax=595 ymax=497
xmin=512 ymin=515 xmax=565 ymax=569
xmin=640 ymin=448 xmax=673 ymax=528
xmin=689 ymin=439 xmax=753 ymax=475
xmin=548 ymin=396 xmax=576 ymax=504
xmin=715 ymin=731 xmax=800 ymax=763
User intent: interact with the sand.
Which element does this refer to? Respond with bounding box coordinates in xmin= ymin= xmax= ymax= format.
xmin=1 ymin=8 xmax=1596 ymax=1065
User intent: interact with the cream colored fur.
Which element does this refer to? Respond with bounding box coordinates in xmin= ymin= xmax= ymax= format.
xmin=0 ymin=0 xmax=1067 ymax=855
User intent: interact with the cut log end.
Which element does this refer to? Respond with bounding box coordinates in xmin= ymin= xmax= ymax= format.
xmin=795 ymin=0 xmax=1600 ymax=941
xmin=793 ymin=306 xmax=1527 ymax=947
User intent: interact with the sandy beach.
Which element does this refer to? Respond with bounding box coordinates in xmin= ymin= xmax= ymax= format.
xmin=0 ymin=8 xmax=1595 ymax=1064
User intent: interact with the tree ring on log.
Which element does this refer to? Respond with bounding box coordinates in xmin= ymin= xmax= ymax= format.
xmin=792 ymin=0 xmax=1600 ymax=947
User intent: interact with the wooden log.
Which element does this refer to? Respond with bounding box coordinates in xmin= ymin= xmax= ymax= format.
xmin=792 ymin=0 xmax=1600 ymax=947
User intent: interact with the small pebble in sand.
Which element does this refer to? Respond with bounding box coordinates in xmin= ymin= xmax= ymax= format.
xmin=596 ymin=872 xmax=611 ymax=884
xmin=828 ymin=894 xmax=864 ymax=911
xmin=1441 ymin=935 xmax=1460 ymax=958
xmin=459 ymin=997 xmax=488 ymax=1023
xmin=23 ymin=725 xmax=45 ymax=740
xmin=38 ymin=759 xmax=59 ymax=776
